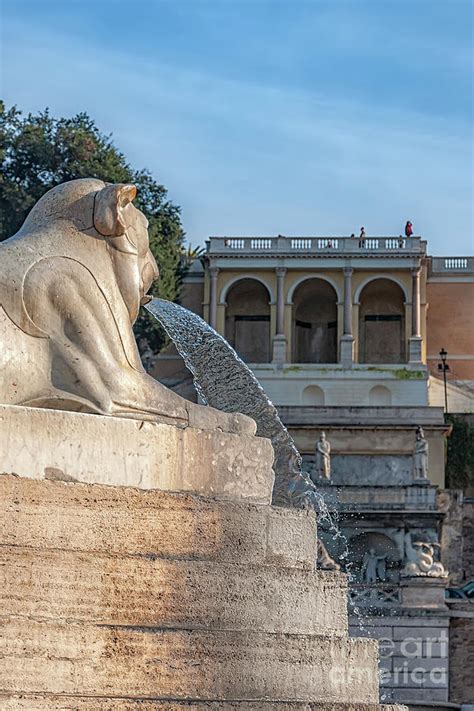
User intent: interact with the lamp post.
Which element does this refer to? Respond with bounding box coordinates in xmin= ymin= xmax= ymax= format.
xmin=438 ymin=348 xmax=450 ymax=415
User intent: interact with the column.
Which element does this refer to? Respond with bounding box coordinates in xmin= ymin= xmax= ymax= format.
xmin=340 ymin=267 xmax=354 ymax=367
xmin=343 ymin=268 xmax=353 ymax=336
xmin=272 ymin=267 xmax=287 ymax=364
xmin=209 ymin=267 xmax=219 ymax=330
xmin=411 ymin=268 xmax=421 ymax=337
xmin=409 ymin=267 xmax=422 ymax=363
xmin=276 ymin=267 xmax=286 ymax=335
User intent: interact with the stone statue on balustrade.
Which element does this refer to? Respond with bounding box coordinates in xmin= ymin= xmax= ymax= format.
xmin=413 ymin=426 xmax=429 ymax=482
xmin=312 ymin=431 xmax=331 ymax=482
xmin=0 ymin=178 xmax=254 ymax=438
xmin=361 ymin=547 xmax=387 ymax=583
xmin=402 ymin=532 xmax=447 ymax=577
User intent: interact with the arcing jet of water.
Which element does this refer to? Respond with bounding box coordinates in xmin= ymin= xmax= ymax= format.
xmin=145 ymin=298 xmax=314 ymax=506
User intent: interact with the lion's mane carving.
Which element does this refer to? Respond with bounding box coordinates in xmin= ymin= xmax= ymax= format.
xmin=0 ymin=179 xmax=253 ymax=435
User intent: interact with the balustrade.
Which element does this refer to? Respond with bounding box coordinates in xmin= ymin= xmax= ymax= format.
xmin=444 ymin=257 xmax=468 ymax=269
xmin=349 ymin=583 xmax=401 ymax=607
xmin=291 ymin=238 xmax=312 ymax=250
xmin=211 ymin=235 xmax=424 ymax=255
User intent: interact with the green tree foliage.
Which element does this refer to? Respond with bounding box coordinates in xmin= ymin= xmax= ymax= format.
xmin=0 ymin=101 xmax=185 ymax=351
xmin=445 ymin=414 xmax=474 ymax=492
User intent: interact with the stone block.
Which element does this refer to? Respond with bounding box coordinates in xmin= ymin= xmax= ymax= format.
xmin=392 ymin=687 xmax=448 ymax=703
xmin=0 ymin=619 xmax=380 ymax=702
xmin=0 ymin=405 xmax=274 ymax=503
xmin=272 ymin=334 xmax=287 ymax=364
xmin=0 ymin=547 xmax=348 ymax=636
xmin=392 ymin=625 xmax=449 ymax=641
xmin=0 ymin=475 xmax=316 ymax=569
xmin=0 ymin=698 xmax=408 ymax=711
xmin=400 ymin=578 xmax=448 ymax=609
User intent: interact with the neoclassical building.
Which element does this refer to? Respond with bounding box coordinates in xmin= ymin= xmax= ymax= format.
xmin=152 ymin=234 xmax=474 ymax=707
xmin=201 ymin=235 xmax=473 ymax=411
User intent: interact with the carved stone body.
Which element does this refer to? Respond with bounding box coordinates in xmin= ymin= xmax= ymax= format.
xmin=402 ymin=532 xmax=447 ymax=577
xmin=361 ymin=548 xmax=387 ymax=583
xmin=314 ymin=432 xmax=331 ymax=480
xmin=0 ymin=179 xmax=254 ymax=435
xmin=413 ymin=426 xmax=429 ymax=480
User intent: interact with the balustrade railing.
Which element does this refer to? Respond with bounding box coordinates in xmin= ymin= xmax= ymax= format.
xmin=209 ymin=235 xmax=423 ymax=255
xmin=291 ymin=238 xmax=312 ymax=250
xmin=430 ymin=256 xmax=473 ymax=273
xmin=349 ymin=583 xmax=401 ymax=608
xmin=444 ymin=257 xmax=468 ymax=269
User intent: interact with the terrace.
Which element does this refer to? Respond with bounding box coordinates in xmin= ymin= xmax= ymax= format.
xmin=207 ymin=234 xmax=425 ymax=257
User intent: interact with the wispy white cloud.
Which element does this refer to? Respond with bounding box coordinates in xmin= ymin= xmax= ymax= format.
xmin=1 ymin=15 xmax=472 ymax=253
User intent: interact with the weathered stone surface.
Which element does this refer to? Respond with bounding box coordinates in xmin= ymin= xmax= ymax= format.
xmin=0 ymin=179 xmax=254 ymax=437
xmin=0 ymin=405 xmax=274 ymax=503
xmin=1 ymin=547 xmax=347 ymax=636
xmin=0 ymin=698 xmax=406 ymax=711
xmin=0 ymin=475 xmax=315 ymax=569
xmin=0 ymin=619 xmax=379 ymax=702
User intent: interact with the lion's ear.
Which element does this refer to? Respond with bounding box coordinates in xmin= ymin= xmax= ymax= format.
xmin=93 ymin=183 xmax=137 ymax=237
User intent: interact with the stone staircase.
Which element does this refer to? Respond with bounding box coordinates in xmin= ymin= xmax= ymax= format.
xmin=0 ymin=408 xmax=405 ymax=710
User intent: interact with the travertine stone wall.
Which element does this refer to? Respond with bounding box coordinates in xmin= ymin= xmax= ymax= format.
xmin=0 ymin=404 xmax=274 ymax=503
xmin=1 ymin=474 xmax=388 ymax=707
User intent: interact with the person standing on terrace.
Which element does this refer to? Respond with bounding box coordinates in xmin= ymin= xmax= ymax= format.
xmin=405 ymin=220 xmax=413 ymax=238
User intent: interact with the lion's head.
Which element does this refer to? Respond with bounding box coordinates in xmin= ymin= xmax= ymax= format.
xmin=18 ymin=178 xmax=159 ymax=325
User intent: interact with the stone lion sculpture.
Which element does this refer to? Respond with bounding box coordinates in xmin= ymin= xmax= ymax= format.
xmin=0 ymin=178 xmax=254 ymax=435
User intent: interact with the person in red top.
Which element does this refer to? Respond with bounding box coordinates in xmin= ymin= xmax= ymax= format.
xmin=405 ymin=220 xmax=413 ymax=238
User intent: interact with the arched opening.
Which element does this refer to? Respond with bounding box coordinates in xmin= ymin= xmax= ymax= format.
xmin=225 ymin=279 xmax=271 ymax=362
xmin=358 ymin=279 xmax=406 ymax=363
xmin=302 ymin=385 xmax=325 ymax=405
xmin=369 ymin=385 xmax=392 ymax=406
xmin=292 ymin=279 xmax=338 ymax=363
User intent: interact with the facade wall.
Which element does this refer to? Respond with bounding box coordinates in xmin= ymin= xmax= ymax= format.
xmin=290 ymin=425 xmax=445 ymax=488
xmin=426 ymin=281 xmax=474 ymax=381
xmin=205 ymin=266 xmax=425 ymax=367
xmin=349 ymin=616 xmax=450 ymax=705
xmin=448 ymin=610 xmax=474 ymax=704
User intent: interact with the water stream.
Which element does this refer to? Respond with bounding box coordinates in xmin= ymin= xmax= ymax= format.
xmin=146 ymin=298 xmax=373 ymax=679
xmin=146 ymin=298 xmax=315 ymax=506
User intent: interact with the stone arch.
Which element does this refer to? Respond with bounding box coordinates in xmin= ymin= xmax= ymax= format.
xmin=220 ymin=275 xmax=274 ymax=304
xmin=354 ymin=275 xmax=409 ymax=304
xmin=287 ymin=275 xmax=342 ymax=303
xmin=302 ymin=385 xmax=325 ymax=405
xmin=358 ymin=278 xmax=406 ymax=363
xmin=292 ymin=279 xmax=338 ymax=363
xmin=224 ymin=278 xmax=271 ymax=363
xmin=369 ymin=384 xmax=392 ymax=405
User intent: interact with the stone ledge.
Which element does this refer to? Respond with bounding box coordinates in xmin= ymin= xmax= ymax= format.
xmin=1 ymin=547 xmax=348 ymax=636
xmin=0 ymin=697 xmax=408 ymax=711
xmin=1 ymin=618 xmax=380 ymax=702
xmin=0 ymin=405 xmax=274 ymax=503
xmin=0 ymin=475 xmax=316 ymax=569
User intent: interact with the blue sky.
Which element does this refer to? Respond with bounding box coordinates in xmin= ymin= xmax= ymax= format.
xmin=1 ymin=0 xmax=472 ymax=254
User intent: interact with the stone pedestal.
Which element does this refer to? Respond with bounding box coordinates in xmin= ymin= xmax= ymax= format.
xmin=272 ymin=333 xmax=287 ymax=364
xmin=0 ymin=406 xmax=404 ymax=710
xmin=408 ymin=335 xmax=423 ymax=363
xmin=0 ymin=404 xmax=274 ymax=504
xmin=340 ymin=335 xmax=355 ymax=368
xmin=400 ymin=576 xmax=449 ymax=609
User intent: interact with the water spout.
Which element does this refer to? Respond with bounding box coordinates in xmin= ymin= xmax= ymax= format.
xmin=145 ymin=298 xmax=314 ymax=506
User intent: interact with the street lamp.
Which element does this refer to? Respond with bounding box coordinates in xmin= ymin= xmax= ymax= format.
xmin=438 ymin=348 xmax=450 ymax=415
